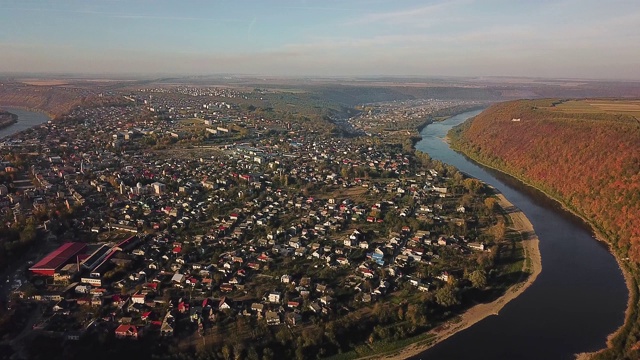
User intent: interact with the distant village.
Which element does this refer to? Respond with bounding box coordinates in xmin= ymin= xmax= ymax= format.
xmin=0 ymin=88 xmax=497 ymax=356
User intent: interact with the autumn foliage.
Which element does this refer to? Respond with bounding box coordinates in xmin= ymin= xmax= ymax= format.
xmin=450 ymin=99 xmax=640 ymax=358
xmin=451 ymin=99 xmax=640 ymax=260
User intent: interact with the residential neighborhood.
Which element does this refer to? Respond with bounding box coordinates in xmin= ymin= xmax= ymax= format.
xmin=0 ymin=88 xmax=506 ymax=359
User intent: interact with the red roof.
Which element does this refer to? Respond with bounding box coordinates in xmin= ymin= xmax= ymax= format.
xmin=30 ymin=242 xmax=87 ymax=271
xmin=145 ymin=282 xmax=158 ymax=290
xmin=116 ymin=235 xmax=136 ymax=248
xmin=115 ymin=324 xmax=138 ymax=334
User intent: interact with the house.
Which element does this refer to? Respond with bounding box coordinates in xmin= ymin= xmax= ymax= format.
xmin=316 ymin=284 xmax=328 ymax=293
xmin=251 ymin=303 xmax=264 ymax=314
xmin=285 ymin=312 xmax=302 ymax=326
xmin=371 ymin=251 xmax=384 ymax=266
xmin=265 ymin=311 xmax=280 ymax=325
xmin=115 ymin=324 xmax=139 ymax=339
xmin=360 ymin=269 xmax=375 ymax=279
xmin=220 ymin=283 xmax=234 ymax=292
xmin=173 ymin=300 xmax=187 ymax=313
xmin=131 ymin=293 xmax=146 ymax=304
xmin=161 ymin=313 xmax=174 ymax=337
xmin=171 ymin=273 xmax=185 ymax=284
xmin=320 ymin=296 xmax=333 ymax=305
xmin=218 ymin=297 xmax=232 ymax=310
xmin=468 ymin=242 xmax=485 ymax=251
xmin=437 ymin=272 xmax=451 ymax=282
xmin=287 ymin=301 xmax=300 ymax=309
xmin=268 ymin=292 xmax=281 ymax=304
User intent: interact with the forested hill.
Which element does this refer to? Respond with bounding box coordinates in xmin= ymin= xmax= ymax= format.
xmin=449 ymin=99 xmax=640 ymax=360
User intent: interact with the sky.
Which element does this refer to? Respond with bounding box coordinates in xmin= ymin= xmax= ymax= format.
xmin=1 ymin=0 xmax=639 ymax=79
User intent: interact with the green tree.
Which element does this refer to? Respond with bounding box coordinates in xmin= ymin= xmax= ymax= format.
xmin=19 ymin=223 xmax=37 ymax=244
xmin=262 ymin=348 xmax=274 ymax=360
xmin=468 ymin=269 xmax=487 ymax=288
xmin=435 ymin=284 xmax=460 ymax=307
xmin=463 ymin=178 xmax=483 ymax=194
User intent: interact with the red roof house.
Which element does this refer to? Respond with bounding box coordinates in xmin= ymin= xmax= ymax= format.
xmin=115 ymin=324 xmax=138 ymax=339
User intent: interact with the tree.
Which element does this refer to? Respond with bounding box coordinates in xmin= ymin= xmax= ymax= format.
xmin=468 ymin=269 xmax=487 ymax=289
xmin=406 ymin=303 xmax=428 ymax=327
xmin=463 ymin=178 xmax=483 ymax=194
xmin=262 ymin=348 xmax=274 ymax=360
xmin=246 ymin=347 xmax=260 ymax=360
xmin=222 ymin=344 xmax=233 ymax=360
xmin=484 ymin=197 xmax=498 ymax=214
xmin=19 ymin=223 xmax=37 ymax=244
xmin=435 ymin=284 xmax=460 ymax=307
xmin=491 ymin=220 xmax=506 ymax=242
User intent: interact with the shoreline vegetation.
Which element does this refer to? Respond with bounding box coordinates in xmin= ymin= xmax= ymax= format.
xmin=446 ymin=103 xmax=635 ymax=359
xmin=0 ymin=105 xmax=54 ymax=119
xmin=361 ymin=193 xmax=541 ymax=360
xmin=0 ymin=109 xmax=18 ymax=129
xmin=449 ymin=143 xmax=634 ymax=360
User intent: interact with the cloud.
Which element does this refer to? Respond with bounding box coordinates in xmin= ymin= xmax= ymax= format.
xmin=350 ymin=0 xmax=471 ymax=26
xmin=113 ymin=14 xmax=243 ymax=22
xmin=0 ymin=6 xmax=245 ymax=23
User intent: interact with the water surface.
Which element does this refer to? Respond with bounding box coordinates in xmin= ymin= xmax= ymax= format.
xmin=412 ymin=111 xmax=627 ymax=360
xmin=0 ymin=107 xmax=50 ymax=139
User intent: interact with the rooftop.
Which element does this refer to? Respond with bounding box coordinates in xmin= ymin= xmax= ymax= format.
xmin=29 ymin=242 xmax=87 ymax=271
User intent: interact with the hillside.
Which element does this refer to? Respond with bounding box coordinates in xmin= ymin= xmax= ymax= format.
xmin=0 ymin=82 xmax=94 ymax=117
xmin=448 ymin=99 xmax=640 ymax=360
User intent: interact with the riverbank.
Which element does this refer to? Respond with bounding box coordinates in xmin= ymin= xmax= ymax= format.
xmin=0 ymin=110 xmax=18 ymax=129
xmin=447 ymin=133 xmax=633 ymax=360
xmin=0 ymin=107 xmax=52 ymax=140
xmin=0 ymin=105 xmax=54 ymax=119
xmin=362 ymin=192 xmax=542 ymax=360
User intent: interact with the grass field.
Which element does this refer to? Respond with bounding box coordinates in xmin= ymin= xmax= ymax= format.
xmin=177 ymin=117 xmax=208 ymax=130
xmin=18 ymin=79 xmax=70 ymax=86
xmin=547 ymin=99 xmax=640 ymax=117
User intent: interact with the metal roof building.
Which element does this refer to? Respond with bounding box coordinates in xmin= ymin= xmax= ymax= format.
xmin=29 ymin=242 xmax=87 ymax=276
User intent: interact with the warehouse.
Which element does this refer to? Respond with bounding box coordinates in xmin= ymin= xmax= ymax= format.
xmin=29 ymin=242 xmax=87 ymax=276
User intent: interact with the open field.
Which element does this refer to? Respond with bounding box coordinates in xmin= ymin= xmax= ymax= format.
xmin=17 ymin=79 xmax=70 ymax=86
xmin=177 ymin=117 xmax=208 ymax=130
xmin=547 ymin=99 xmax=640 ymax=117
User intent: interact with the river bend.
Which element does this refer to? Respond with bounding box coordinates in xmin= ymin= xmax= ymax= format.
xmin=412 ymin=110 xmax=627 ymax=360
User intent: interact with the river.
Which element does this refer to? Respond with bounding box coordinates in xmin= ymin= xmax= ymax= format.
xmin=412 ymin=110 xmax=627 ymax=359
xmin=0 ymin=107 xmax=51 ymax=139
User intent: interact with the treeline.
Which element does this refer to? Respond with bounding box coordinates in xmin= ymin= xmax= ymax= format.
xmin=0 ymin=82 xmax=105 ymax=117
xmin=0 ymin=110 xmax=18 ymax=128
xmin=449 ymin=99 xmax=640 ymax=360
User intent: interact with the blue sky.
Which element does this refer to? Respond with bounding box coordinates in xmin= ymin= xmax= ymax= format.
xmin=1 ymin=0 xmax=639 ymax=79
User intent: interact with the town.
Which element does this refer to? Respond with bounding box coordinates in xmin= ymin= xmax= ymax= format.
xmin=0 ymin=87 xmax=511 ymax=360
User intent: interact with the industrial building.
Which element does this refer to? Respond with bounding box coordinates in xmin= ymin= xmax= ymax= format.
xmin=29 ymin=242 xmax=87 ymax=276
